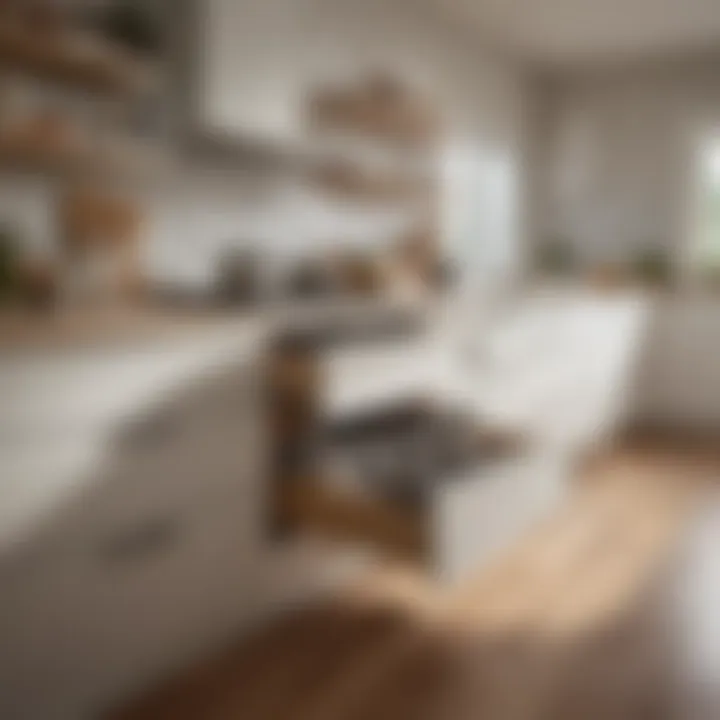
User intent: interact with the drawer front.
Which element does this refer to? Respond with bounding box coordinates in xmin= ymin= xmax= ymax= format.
xmin=0 ymin=487 xmax=262 ymax=719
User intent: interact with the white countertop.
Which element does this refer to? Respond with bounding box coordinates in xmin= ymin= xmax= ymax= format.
xmin=0 ymin=315 xmax=266 ymax=557
xmin=0 ymin=289 xmax=650 ymax=558
xmin=0 ymin=295 xmax=429 ymax=556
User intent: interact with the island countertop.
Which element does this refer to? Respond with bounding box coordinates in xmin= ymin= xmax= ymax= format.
xmin=0 ymin=295 xmax=428 ymax=353
xmin=0 ymin=296 xmax=429 ymax=555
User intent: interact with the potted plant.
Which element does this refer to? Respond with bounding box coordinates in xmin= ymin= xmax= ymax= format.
xmin=632 ymin=248 xmax=673 ymax=289
xmin=536 ymin=238 xmax=576 ymax=279
xmin=698 ymin=263 xmax=720 ymax=293
xmin=94 ymin=0 xmax=162 ymax=57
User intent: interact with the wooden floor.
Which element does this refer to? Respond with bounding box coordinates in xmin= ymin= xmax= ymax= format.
xmin=114 ymin=440 xmax=719 ymax=720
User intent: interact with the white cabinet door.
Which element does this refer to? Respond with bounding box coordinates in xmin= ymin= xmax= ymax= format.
xmin=200 ymin=0 xmax=311 ymax=143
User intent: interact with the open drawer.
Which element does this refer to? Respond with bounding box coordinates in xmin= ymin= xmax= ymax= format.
xmin=278 ymin=476 xmax=428 ymax=562
xmin=273 ymin=400 xmax=531 ymax=578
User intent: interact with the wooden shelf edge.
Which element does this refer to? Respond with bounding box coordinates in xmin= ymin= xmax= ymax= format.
xmin=0 ymin=24 xmax=147 ymax=96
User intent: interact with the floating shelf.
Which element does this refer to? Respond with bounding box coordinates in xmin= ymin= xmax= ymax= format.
xmin=0 ymin=137 xmax=95 ymax=176
xmin=0 ymin=136 xmax=171 ymax=181
xmin=308 ymin=83 xmax=439 ymax=150
xmin=0 ymin=23 xmax=145 ymax=96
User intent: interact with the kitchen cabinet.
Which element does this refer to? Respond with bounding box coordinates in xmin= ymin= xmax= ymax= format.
xmin=634 ymin=296 xmax=720 ymax=428
xmin=199 ymin=0 xmax=315 ymax=144
xmin=0 ymin=322 xmax=271 ymax=719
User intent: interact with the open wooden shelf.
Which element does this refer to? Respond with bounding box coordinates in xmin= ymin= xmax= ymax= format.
xmin=0 ymin=137 xmax=95 ymax=175
xmin=0 ymin=138 xmax=170 ymax=181
xmin=311 ymin=160 xmax=433 ymax=204
xmin=0 ymin=23 xmax=144 ymax=96
xmin=305 ymin=74 xmax=443 ymax=287
xmin=308 ymin=81 xmax=439 ymax=150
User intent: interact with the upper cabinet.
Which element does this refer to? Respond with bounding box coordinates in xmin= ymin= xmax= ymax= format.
xmin=197 ymin=0 xmax=315 ymax=145
xmin=194 ymin=0 xmax=423 ymax=147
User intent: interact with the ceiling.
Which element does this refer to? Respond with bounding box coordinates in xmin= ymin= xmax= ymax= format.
xmin=434 ymin=0 xmax=720 ymax=67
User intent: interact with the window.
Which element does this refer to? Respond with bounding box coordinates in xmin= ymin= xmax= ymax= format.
xmin=442 ymin=141 xmax=519 ymax=282
xmin=690 ymin=134 xmax=720 ymax=274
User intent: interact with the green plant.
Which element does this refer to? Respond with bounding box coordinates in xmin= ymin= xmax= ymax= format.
xmin=699 ymin=263 xmax=720 ymax=291
xmin=632 ymin=248 xmax=672 ymax=287
xmin=97 ymin=1 xmax=162 ymax=56
xmin=536 ymin=239 xmax=575 ymax=277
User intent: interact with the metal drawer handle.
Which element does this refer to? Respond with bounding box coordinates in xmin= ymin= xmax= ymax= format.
xmin=98 ymin=515 xmax=181 ymax=565
xmin=119 ymin=410 xmax=183 ymax=450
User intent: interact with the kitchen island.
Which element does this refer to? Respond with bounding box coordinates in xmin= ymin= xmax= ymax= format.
xmin=0 ymin=289 xmax=650 ymax=718
xmin=0 ymin=297 xmax=427 ymax=719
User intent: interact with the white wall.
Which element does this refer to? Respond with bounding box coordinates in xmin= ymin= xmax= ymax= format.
xmin=0 ymin=178 xmax=57 ymax=257
xmin=140 ymin=167 xmax=278 ymax=288
xmin=0 ymin=0 xmax=530 ymax=288
xmin=192 ymin=0 xmax=531 ymax=282
xmin=537 ymin=57 xmax=720 ymax=266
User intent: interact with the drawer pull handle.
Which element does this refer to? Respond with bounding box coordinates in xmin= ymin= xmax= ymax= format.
xmin=119 ymin=412 xmax=182 ymax=450
xmin=99 ymin=516 xmax=181 ymax=565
